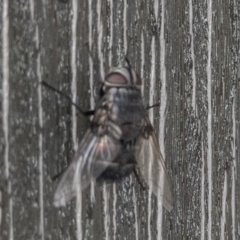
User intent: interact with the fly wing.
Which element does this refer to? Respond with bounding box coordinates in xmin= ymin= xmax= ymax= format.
xmin=135 ymin=118 xmax=174 ymax=211
xmin=54 ymin=122 xmax=121 ymax=207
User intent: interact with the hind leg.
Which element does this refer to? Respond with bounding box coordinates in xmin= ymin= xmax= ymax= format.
xmin=96 ymin=161 xmax=136 ymax=181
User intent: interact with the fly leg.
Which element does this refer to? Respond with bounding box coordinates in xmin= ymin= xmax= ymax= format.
xmin=133 ymin=168 xmax=146 ymax=191
xmin=41 ymin=81 xmax=95 ymax=117
xmin=51 ymin=167 xmax=67 ymax=182
xmin=95 ymin=160 xmax=146 ymax=192
xmin=146 ymin=102 xmax=160 ymax=110
xmin=95 ymin=161 xmax=136 ymax=181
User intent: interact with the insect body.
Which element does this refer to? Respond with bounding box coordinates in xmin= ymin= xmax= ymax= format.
xmin=54 ymin=65 xmax=174 ymax=211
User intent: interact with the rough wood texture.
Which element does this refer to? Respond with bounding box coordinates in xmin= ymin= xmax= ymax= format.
xmin=1 ymin=0 xmax=239 ymax=239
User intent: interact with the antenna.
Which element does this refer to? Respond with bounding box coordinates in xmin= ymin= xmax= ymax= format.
xmin=125 ymin=57 xmax=134 ymax=85
xmin=125 ymin=57 xmax=131 ymax=68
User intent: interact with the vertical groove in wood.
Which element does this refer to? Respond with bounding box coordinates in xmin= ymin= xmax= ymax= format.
xmin=123 ymin=0 xmax=127 ymax=55
xmin=207 ymin=0 xmax=213 ymax=238
xmin=103 ymin=183 xmax=109 ymax=240
xmin=29 ymin=2 xmax=45 ymax=238
xmin=2 ymin=0 xmax=13 ymax=239
xmin=36 ymin=25 xmax=45 ymax=240
xmin=189 ymin=0 xmax=197 ymax=113
xmin=88 ymin=0 xmax=94 ymax=109
xmin=112 ymin=183 xmax=117 ymax=240
xmin=97 ymin=0 xmax=104 ymax=79
xmin=231 ymin=92 xmax=236 ymax=240
xmin=159 ymin=0 xmax=166 ymax=161
xmin=71 ymin=0 xmax=78 ymax=152
xmin=220 ymin=171 xmax=227 ymax=239
xmin=71 ymin=0 xmax=82 ymax=239
xmin=147 ymin=36 xmax=156 ymax=240
xmin=158 ymin=2 xmax=166 ymax=237
xmin=201 ymin=138 xmax=205 ymax=240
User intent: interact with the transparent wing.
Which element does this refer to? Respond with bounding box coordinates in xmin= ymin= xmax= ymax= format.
xmin=54 ymin=126 xmax=121 ymax=207
xmin=135 ymin=118 xmax=174 ymax=211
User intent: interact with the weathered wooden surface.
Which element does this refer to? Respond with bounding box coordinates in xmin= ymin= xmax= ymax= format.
xmin=1 ymin=0 xmax=240 ymax=239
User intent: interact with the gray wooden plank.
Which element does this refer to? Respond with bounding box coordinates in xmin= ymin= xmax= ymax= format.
xmin=0 ymin=0 xmax=239 ymax=239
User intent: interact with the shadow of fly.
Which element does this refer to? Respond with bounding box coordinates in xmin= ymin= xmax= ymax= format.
xmin=43 ymin=62 xmax=174 ymax=211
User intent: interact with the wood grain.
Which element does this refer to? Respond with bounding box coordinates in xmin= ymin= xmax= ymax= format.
xmin=0 ymin=0 xmax=239 ymax=239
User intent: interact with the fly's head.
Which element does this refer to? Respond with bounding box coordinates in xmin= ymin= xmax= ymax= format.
xmin=102 ymin=66 xmax=142 ymax=93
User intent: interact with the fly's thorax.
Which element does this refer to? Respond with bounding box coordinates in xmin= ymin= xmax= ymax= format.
xmin=104 ymin=87 xmax=145 ymax=141
xmin=104 ymin=87 xmax=144 ymax=117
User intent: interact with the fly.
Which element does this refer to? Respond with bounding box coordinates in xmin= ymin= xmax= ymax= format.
xmin=51 ymin=62 xmax=174 ymax=211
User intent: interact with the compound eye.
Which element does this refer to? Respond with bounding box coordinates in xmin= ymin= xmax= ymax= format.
xmin=105 ymin=73 xmax=128 ymax=86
